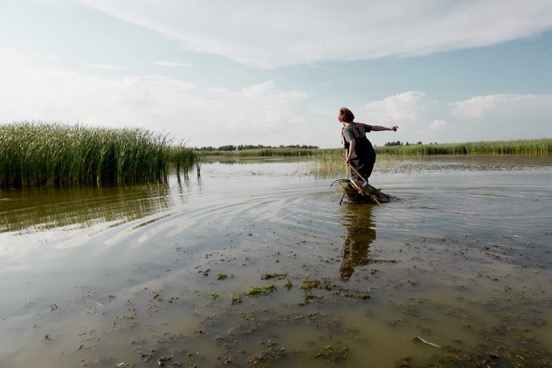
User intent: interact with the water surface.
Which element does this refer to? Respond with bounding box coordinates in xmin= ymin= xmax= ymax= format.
xmin=1 ymin=155 xmax=551 ymax=367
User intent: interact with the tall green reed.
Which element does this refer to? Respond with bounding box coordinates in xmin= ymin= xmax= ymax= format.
xmin=0 ymin=122 xmax=196 ymax=189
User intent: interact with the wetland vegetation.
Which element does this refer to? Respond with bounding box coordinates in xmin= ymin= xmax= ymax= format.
xmin=374 ymin=138 xmax=552 ymax=155
xmin=2 ymin=121 xmax=548 ymax=190
xmin=0 ymin=122 xmax=196 ymax=189
xmin=196 ymin=138 xmax=552 ymax=158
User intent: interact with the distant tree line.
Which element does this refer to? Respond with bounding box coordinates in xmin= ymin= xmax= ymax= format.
xmin=194 ymin=144 xmax=319 ymax=151
xmin=384 ymin=141 xmax=428 ymax=146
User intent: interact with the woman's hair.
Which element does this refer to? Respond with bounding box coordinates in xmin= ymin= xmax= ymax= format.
xmin=338 ymin=107 xmax=355 ymax=123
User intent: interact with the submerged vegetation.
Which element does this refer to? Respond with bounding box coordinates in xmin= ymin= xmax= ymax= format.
xmin=0 ymin=122 xmax=196 ymax=189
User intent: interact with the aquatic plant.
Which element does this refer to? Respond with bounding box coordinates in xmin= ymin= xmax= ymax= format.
xmin=0 ymin=122 xmax=196 ymax=189
xmin=300 ymin=279 xmax=321 ymax=290
xmin=231 ymin=284 xmax=278 ymax=304
xmin=244 ymin=284 xmax=277 ymax=297
xmin=168 ymin=142 xmax=197 ymax=176
xmin=305 ymin=151 xmax=346 ymax=178
xmin=260 ymin=273 xmax=288 ymax=280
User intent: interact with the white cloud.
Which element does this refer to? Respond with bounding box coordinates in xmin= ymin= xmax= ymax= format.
xmin=206 ymin=87 xmax=227 ymax=95
xmin=80 ymin=0 xmax=552 ymax=68
xmin=358 ymin=92 xmax=552 ymax=145
xmin=2 ymin=48 xmax=551 ymax=148
xmin=450 ymin=94 xmax=545 ymax=119
xmin=153 ymin=61 xmax=192 ymax=68
xmin=429 ymin=119 xmax=447 ymax=131
xmin=239 ymin=81 xmax=279 ymax=98
xmin=446 ymin=94 xmax=552 ymax=141
xmin=198 ymin=81 xmax=311 ymax=137
xmin=87 ymin=64 xmax=127 ymax=71
xmin=364 ymin=92 xmax=433 ymax=124
xmin=0 ymin=49 xmax=313 ymax=147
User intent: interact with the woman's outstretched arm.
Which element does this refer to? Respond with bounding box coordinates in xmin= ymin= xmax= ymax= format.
xmin=371 ymin=125 xmax=398 ymax=132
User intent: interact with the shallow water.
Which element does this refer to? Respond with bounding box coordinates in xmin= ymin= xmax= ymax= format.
xmin=0 ymin=155 xmax=551 ymax=367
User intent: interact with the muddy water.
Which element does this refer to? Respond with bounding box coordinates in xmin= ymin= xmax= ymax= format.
xmin=1 ymin=155 xmax=551 ymax=367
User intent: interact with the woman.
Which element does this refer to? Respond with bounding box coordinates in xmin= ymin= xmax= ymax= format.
xmin=339 ymin=107 xmax=398 ymax=183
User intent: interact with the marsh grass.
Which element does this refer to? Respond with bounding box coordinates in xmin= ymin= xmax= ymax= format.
xmin=169 ymin=143 xmax=197 ymax=176
xmin=374 ymin=139 xmax=552 ymax=155
xmin=306 ymin=140 xmax=551 ymax=177
xmin=203 ymin=140 xmax=552 ymax=177
xmin=304 ymin=151 xmax=347 ymax=178
xmin=200 ymin=147 xmax=321 ymax=157
xmin=200 ymin=139 xmax=552 ymax=159
xmin=0 ymin=122 xmax=196 ymax=189
xmin=308 ymin=139 xmax=552 ymax=159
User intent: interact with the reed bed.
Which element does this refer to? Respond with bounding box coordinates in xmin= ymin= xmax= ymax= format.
xmin=200 ymin=147 xmax=320 ymax=157
xmin=201 ymin=139 xmax=552 ymax=160
xmin=374 ymin=139 xmax=552 ymax=156
xmin=0 ymin=122 xmax=196 ymax=189
xmin=169 ymin=143 xmax=197 ymax=176
xmin=304 ymin=151 xmax=347 ymax=178
xmin=307 ymin=140 xmax=551 ymax=177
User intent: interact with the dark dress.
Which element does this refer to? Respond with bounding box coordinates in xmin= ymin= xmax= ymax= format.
xmin=342 ymin=123 xmax=376 ymax=181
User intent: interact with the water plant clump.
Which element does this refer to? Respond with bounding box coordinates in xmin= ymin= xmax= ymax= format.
xmin=0 ymin=122 xmax=196 ymax=189
xmin=260 ymin=272 xmax=288 ymax=280
xmin=231 ymin=284 xmax=278 ymax=304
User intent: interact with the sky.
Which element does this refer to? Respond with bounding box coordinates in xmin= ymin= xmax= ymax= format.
xmin=1 ymin=0 xmax=551 ymax=148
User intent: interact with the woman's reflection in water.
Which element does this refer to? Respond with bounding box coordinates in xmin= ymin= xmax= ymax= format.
xmin=340 ymin=204 xmax=377 ymax=281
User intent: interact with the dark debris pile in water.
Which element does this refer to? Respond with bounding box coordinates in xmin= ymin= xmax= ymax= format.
xmin=332 ymin=179 xmax=391 ymax=205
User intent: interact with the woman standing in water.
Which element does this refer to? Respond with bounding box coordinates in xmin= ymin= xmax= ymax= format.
xmin=339 ymin=107 xmax=399 ymax=184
